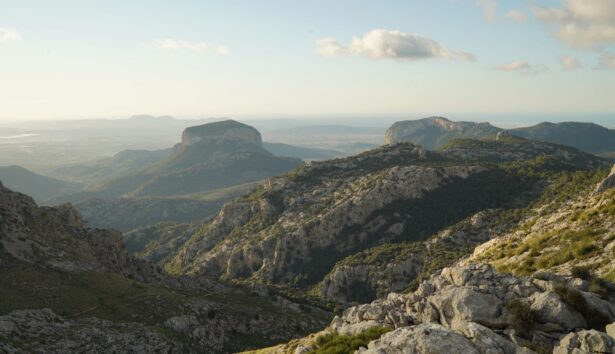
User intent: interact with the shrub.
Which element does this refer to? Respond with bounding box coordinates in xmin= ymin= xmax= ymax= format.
xmin=310 ymin=327 xmax=390 ymax=354
xmin=506 ymin=298 xmax=537 ymax=337
xmin=589 ymin=278 xmax=610 ymax=298
xmin=554 ymin=284 xmax=610 ymax=331
xmin=572 ymin=242 xmax=597 ymax=257
xmin=571 ymin=266 xmax=591 ymax=280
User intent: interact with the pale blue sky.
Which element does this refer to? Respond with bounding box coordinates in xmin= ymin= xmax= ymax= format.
xmin=0 ymin=0 xmax=614 ymax=121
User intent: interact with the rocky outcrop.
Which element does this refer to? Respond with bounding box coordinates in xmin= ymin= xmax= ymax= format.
xmin=319 ymin=208 xmax=519 ymax=303
xmin=384 ymin=117 xmax=502 ymax=148
xmin=320 ymin=255 xmax=422 ymax=303
xmin=596 ymin=165 xmax=615 ymax=193
xmin=358 ymin=322 xmax=534 ymax=354
xmin=0 ymin=182 xmax=162 ymax=281
xmin=328 ymin=264 xmax=615 ymax=351
xmin=180 ymin=120 xmax=262 ymax=148
xmin=553 ymin=328 xmax=615 ymax=354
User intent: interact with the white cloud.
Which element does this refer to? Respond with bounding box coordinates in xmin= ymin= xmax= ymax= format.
xmin=495 ymin=60 xmax=549 ymax=75
xmin=533 ymin=0 xmax=615 ymax=49
xmin=505 ymin=10 xmax=528 ymax=23
xmin=560 ymin=55 xmax=582 ymax=70
xmin=315 ymin=38 xmax=350 ymax=57
xmin=598 ymin=53 xmax=615 ymax=69
xmin=0 ymin=28 xmax=22 ymax=43
xmin=316 ymin=29 xmax=476 ymax=62
xmin=476 ymin=0 xmax=497 ymax=22
xmin=154 ymin=39 xmax=228 ymax=55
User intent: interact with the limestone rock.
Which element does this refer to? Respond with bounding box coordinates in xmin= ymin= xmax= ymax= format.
xmin=553 ymin=330 xmax=615 ymax=354
xmin=596 ymin=165 xmax=615 ymax=193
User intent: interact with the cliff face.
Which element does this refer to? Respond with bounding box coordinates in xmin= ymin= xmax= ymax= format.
xmin=0 ymin=181 xmax=162 ymax=281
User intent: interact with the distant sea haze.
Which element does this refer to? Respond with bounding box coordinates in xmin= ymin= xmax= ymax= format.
xmin=0 ymin=133 xmax=40 ymax=139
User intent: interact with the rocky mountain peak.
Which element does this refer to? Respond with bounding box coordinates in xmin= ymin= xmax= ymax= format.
xmin=384 ymin=117 xmax=502 ymax=147
xmin=180 ymin=120 xmax=262 ymax=148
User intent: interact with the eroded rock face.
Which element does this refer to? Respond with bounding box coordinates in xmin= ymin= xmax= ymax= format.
xmin=0 ymin=182 xmax=163 ymax=282
xmin=329 ymin=264 xmax=615 ymax=350
xmin=171 ymin=159 xmax=488 ymax=285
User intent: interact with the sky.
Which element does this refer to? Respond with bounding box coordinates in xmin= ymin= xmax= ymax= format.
xmin=1 ymin=0 xmax=615 ymax=122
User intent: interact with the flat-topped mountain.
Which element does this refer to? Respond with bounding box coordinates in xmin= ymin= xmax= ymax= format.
xmin=58 ymin=120 xmax=303 ymax=200
xmin=180 ymin=120 xmax=262 ymax=147
xmin=384 ymin=117 xmax=502 ymax=148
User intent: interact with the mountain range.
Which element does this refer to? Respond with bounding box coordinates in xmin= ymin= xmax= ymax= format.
xmin=3 ymin=117 xmax=615 ymax=353
xmin=385 ymin=117 xmax=615 ymax=154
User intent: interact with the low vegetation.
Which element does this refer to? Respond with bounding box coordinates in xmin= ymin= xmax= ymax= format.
xmin=553 ymin=283 xmax=610 ymax=331
xmin=308 ymin=327 xmax=391 ymax=354
xmin=506 ymin=299 xmax=537 ymax=337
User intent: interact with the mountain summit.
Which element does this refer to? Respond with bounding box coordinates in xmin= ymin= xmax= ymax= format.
xmin=61 ymin=120 xmax=302 ymax=200
xmin=180 ymin=120 xmax=262 ymax=148
xmin=384 ymin=117 xmax=502 ymax=148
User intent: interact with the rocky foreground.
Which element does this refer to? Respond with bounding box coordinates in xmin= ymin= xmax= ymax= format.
xmin=258 ymin=264 xmax=615 ymax=354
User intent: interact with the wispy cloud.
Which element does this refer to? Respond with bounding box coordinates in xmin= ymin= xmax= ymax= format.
xmin=533 ymin=0 xmax=615 ymax=49
xmin=154 ymin=39 xmax=228 ymax=55
xmin=316 ymin=29 xmax=476 ymax=62
xmin=475 ymin=0 xmax=497 ymax=22
xmin=560 ymin=55 xmax=582 ymax=70
xmin=495 ymin=60 xmax=549 ymax=75
xmin=0 ymin=28 xmax=22 ymax=43
xmin=505 ymin=10 xmax=528 ymax=23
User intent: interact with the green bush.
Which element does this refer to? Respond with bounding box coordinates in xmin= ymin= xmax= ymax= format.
xmin=310 ymin=327 xmax=390 ymax=354
xmin=506 ymin=298 xmax=537 ymax=337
